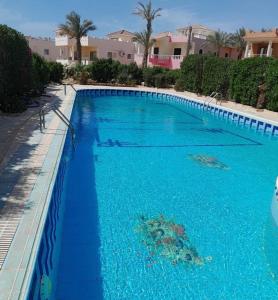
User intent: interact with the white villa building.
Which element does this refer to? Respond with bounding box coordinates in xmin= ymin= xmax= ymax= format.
xmin=55 ymin=30 xmax=136 ymax=65
xmin=25 ymin=36 xmax=59 ymax=62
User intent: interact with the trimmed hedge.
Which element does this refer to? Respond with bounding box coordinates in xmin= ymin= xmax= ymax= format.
xmin=0 ymin=25 xmax=32 ymax=112
xmin=265 ymin=60 xmax=278 ymax=111
xmin=177 ymin=54 xmax=278 ymax=111
xmin=179 ymin=54 xmax=204 ymax=94
xmin=229 ymin=56 xmax=273 ymax=106
xmin=202 ymin=56 xmax=233 ymax=98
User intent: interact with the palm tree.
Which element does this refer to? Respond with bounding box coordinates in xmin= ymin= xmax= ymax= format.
xmin=58 ymin=11 xmax=96 ymax=64
xmin=133 ymin=1 xmax=162 ymax=68
xmin=231 ymin=27 xmax=246 ymax=59
xmin=206 ymin=30 xmax=232 ymax=57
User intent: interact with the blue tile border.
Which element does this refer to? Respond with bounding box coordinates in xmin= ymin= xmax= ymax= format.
xmin=77 ymin=89 xmax=278 ymax=137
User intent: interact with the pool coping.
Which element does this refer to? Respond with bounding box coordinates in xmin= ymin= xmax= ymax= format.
xmin=1 ymin=85 xmax=277 ymax=299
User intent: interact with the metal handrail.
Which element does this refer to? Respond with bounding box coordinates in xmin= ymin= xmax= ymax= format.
xmin=203 ymin=92 xmax=223 ymax=110
xmin=63 ymin=84 xmax=77 ymax=95
xmin=39 ymin=102 xmax=75 ymax=149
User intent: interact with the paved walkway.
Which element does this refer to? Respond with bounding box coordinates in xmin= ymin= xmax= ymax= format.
xmin=0 ymin=84 xmax=67 ymax=270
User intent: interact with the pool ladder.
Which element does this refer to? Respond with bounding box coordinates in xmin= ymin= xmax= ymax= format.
xmin=39 ymin=102 xmax=75 ymax=150
xmin=203 ymin=92 xmax=223 ymax=110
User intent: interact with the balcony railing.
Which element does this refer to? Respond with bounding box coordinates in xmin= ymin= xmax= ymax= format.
xmin=149 ymin=54 xmax=184 ymax=69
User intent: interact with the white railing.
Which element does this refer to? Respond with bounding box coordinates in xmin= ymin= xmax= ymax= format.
xmin=149 ymin=54 xmax=184 ymax=60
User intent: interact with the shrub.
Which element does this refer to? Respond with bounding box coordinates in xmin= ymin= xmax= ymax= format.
xmin=179 ymin=54 xmax=205 ymax=94
xmin=31 ymin=53 xmax=50 ymax=94
xmin=48 ymin=62 xmax=64 ymax=82
xmin=265 ymin=59 xmax=278 ymax=111
xmin=87 ymin=58 xmax=121 ymax=82
xmin=0 ymin=25 xmax=32 ymax=112
xmin=165 ymin=69 xmax=180 ymax=85
xmin=117 ymin=63 xmax=142 ymax=84
xmin=202 ymin=55 xmax=234 ymax=98
xmin=154 ymin=73 xmax=169 ymax=88
xmin=229 ymin=57 xmax=273 ymax=106
xmin=174 ymin=79 xmax=185 ymax=92
xmin=143 ymin=67 xmax=165 ymax=87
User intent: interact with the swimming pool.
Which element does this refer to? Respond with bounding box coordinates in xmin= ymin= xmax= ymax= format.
xmin=28 ymin=89 xmax=278 ymax=299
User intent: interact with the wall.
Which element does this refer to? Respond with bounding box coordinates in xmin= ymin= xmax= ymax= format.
xmin=26 ymin=36 xmax=59 ymax=62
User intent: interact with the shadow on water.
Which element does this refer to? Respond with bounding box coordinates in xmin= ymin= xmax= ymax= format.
xmin=55 ymin=97 xmax=103 ymax=299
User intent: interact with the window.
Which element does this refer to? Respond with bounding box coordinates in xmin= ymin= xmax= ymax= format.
xmin=173 ymin=48 xmax=182 ymax=56
xmin=199 ymin=49 xmax=203 ymax=55
xmin=153 ymin=47 xmax=159 ymax=55
xmin=127 ymin=54 xmax=132 ymax=59
xmin=225 ymin=53 xmax=229 ymax=58
xmin=107 ymin=52 xmax=113 ymax=59
xmin=44 ymin=49 xmax=49 ymax=55
xmin=90 ymin=51 xmax=97 ymax=61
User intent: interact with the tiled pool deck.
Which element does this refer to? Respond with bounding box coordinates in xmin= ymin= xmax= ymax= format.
xmin=0 ymin=85 xmax=278 ymax=299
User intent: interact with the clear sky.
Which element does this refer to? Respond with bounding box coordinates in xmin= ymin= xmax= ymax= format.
xmin=0 ymin=0 xmax=277 ymax=38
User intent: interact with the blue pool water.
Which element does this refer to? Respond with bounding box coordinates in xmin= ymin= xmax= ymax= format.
xmin=30 ymin=92 xmax=278 ymax=299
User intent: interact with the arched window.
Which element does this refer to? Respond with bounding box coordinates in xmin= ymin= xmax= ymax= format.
xmin=199 ymin=49 xmax=203 ymax=55
xmin=225 ymin=53 xmax=229 ymax=58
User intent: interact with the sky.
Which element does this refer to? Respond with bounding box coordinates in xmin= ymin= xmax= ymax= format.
xmin=0 ymin=0 xmax=277 ymax=38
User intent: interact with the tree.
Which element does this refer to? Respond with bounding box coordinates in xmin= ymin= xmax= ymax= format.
xmin=231 ymin=27 xmax=246 ymax=59
xmin=133 ymin=1 xmax=162 ymax=68
xmin=58 ymin=11 xmax=96 ymax=64
xmin=0 ymin=25 xmax=32 ymax=112
xmin=206 ymin=30 xmax=232 ymax=57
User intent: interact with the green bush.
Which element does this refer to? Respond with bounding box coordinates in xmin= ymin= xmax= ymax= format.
xmin=265 ymin=59 xmax=278 ymax=111
xmin=179 ymin=54 xmax=205 ymax=94
xmin=87 ymin=58 xmax=121 ymax=82
xmin=0 ymin=25 xmax=32 ymax=112
xmin=165 ymin=69 xmax=180 ymax=85
xmin=154 ymin=73 xmax=169 ymax=88
xmin=31 ymin=53 xmax=50 ymax=94
xmin=202 ymin=56 xmax=234 ymax=98
xmin=48 ymin=62 xmax=64 ymax=82
xmin=174 ymin=79 xmax=185 ymax=91
xmin=229 ymin=57 xmax=273 ymax=106
xmin=117 ymin=63 xmax=143 ymax=84
xmin=143 ymin=67 xmax=165 ymax=87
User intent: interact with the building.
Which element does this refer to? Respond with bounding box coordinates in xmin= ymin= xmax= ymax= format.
xmin=107 ymin=29 xmax=135 ymax=42
xmin=55 ymin=30 xmax=136 ymax=65
xmin=25 ymin=36 xmax=59 ymax=61
xmin=244 ymin=29 xmax=278 ymax=58
xmin=144 ymin=24 xmax=240 ymax=69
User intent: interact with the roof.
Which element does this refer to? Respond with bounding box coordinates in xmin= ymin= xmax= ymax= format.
xmin=107 ymin=30 xmax=135 ymax=37
xmin=244 ymin=28 xmax=278 ymax=42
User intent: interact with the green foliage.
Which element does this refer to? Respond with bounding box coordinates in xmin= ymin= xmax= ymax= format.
xmin=143 ymin=67 xmax=165 ymax=87
xmin=154 ymin=73 xmax=169 ymax=88
xmin=202 ymin=55 xmax=234 ymax=98
xmin=0 ymin=25 xmax=31 ymax=112
xmin=165 ymin=69 xmax=181 ymax=85
xmin=174 ymin=79 xmax=185 ymax=92
xmin=117 ymin=63 xmax=143 ymax=84
xmin=265 ymin=60 xmax=278 ymax=111
xmin=178 ymin=54 xmax=205 ymax=94
xmin=31 ymin=53 xmax=50 ymax=94
xmin=229 ymin=57 xmax=273 ymax=106
xmin=48 ymin=62 xmax=64 ymax=82
xmin=87 ymin=58 xmax=121 ymax=82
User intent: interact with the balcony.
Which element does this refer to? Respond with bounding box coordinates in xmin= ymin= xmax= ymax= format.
xmin=149 ymin=55 xmax=184 ymax=69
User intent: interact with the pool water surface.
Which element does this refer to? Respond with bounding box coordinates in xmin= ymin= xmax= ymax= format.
xmin=33 ymin=93 xmax=278 ymax=299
